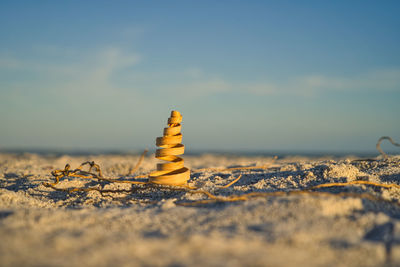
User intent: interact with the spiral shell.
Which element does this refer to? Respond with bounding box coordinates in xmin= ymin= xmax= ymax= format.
xmin=149 ymin=110 xmax=190 ymax=185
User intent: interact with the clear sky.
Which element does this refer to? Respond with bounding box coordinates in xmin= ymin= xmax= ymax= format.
xmin=0 ymin=1 xmax=399 ymax=153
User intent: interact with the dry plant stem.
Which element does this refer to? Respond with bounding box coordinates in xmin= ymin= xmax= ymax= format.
xmin=193 ymin=157 xmax=278 ymax=173
xmin=44 ymin=183 xmax=135 ymax=194
xmin=219 ymin=175 xmax=243 ymax=189
xmin=128 ymin=149 xmax=148 ymax=175
xmin=43 ymin=152 xmax=149 ymax=188
xmin=43 ymin=160 xmax=240 ymax=196
xmin=78 ymin=161 xmax=103 ymax=177
xmin=352 ymin=158 xmax=378 ymax=162
xmin=181 ymin=179 xmax=400 ymax=206
xmin=43 ymin=165 xmax=238 ymax=194
xmin=193 ymin=165 xmax=277 ymax=173
xmin=376 ymin=136 xmax=400 ymax=159
xmin=44 ymin=158 xmax=400 ymax=207
xmin=47 ymin=166 xmax=148 ymax=187
xmin=310 ymin=180 xmax=400 ymax=190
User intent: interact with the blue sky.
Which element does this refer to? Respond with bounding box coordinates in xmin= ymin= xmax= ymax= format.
xmin=0 ymin=1 xmax=399 ymax=153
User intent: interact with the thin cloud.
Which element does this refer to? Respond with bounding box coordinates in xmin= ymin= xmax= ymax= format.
xmin=1 ymin=46 xmax=399 ymax=102
xmin=0 ymin=47 xmax=141 ymax=102
xmin=242 ymin=69 xmax=400 ymax=97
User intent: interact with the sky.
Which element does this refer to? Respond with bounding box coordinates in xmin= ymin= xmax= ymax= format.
xmin=0 ymin=1 xmax=399 ymax=154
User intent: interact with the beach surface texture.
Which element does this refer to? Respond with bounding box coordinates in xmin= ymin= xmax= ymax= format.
xmin=1 ymin=153 xmax=400 ymax=266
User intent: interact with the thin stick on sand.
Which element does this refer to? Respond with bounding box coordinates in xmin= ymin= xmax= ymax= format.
xmin=128 ymin=149 xmax=148 ymax=175
xmin=43 ymin=157 xmax=400 ymax=209
xmin=376 ymin=136 xmax=400 ymax=159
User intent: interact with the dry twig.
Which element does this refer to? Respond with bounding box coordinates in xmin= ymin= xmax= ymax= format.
xmin=128 ymin=149 xmax=148 ymax=175
xmin=376 ymin=136 xmax=400 ymax=159
xmin=43 ymin=153 xmax=400 ymax=207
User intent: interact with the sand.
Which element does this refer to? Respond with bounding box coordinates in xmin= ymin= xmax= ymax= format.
xmin=1 ymin=152 xmax=400 ymax=266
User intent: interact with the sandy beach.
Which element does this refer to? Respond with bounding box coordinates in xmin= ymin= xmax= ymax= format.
xmin=1 ymin=0 xmax=399 ymax=266
xmin=1 ymin=152 xmax=400 ymax=266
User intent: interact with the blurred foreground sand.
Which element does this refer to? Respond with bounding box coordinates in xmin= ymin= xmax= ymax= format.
xmin=1 ymin=153 xmax=400 ymax=266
